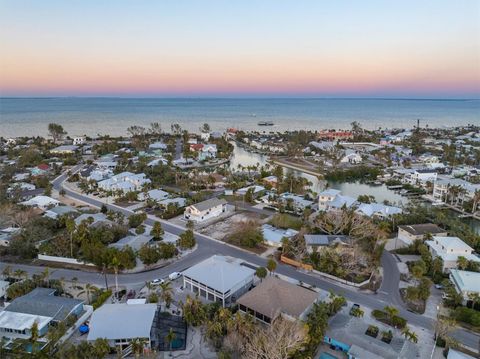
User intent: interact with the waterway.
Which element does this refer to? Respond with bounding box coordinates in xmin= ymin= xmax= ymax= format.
xmin=230 ymin=143 xmax=480 ymax=233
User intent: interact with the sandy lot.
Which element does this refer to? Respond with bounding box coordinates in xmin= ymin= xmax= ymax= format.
xmin=199 ymin=211 xmax=267 ymax=240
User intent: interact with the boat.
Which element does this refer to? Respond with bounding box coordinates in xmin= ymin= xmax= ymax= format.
xmin=258 ymin=121 xmax=274 ymax=126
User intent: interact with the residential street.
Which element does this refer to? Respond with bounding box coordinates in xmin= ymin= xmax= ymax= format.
xmin=0 ymin=166 xmax=476 ymax=349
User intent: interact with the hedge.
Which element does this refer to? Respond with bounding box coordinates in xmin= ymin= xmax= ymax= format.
xmin=453 ymin=307 xmax=480 ymax=327
xmin=92 ymin=289 xmax=112 ymax=309
xmin=372 ymin=309 xmax=407 ymax=329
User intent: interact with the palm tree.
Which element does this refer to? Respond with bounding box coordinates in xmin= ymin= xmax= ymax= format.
xmin=402 ymin=327 xmax=418 ymax=343
xmin=255 ymin=267 xmax=267 ymax=281
xmin=384 ymin=305 xmax=399 ymax=325
xmin=468 ymin=292 xmax=480 ymax=309
xmin=131 ymin=338 xmax=146 ymax=359
xmin=65 ymin=217 xmax=76 ymax=258
xmin=78 ymin=283 xmax=98 ymax=304
xmin=165 ymin=328 xmax=176 ymax=352
xmin=267 ymin=258 xmax=277 ymax=275
xmin=159 ymin=281 xmax=173 ymax=308
xmin=109 ymin=256 xmax=120 ymax=299
xmin=13 ymin=269 xmax=27 ymax=281
xmin=30 ymin=321 xmax=39 ymax=353
xmin=40 ymin=267 xmax=50 ymax=287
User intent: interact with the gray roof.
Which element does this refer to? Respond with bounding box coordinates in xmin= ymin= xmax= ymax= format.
xmin=5 ymin=288 xmax=83 ymax=322
xmin=87 ymin=303 xmax=157 ymax=341
xmin=47 ymin=205 xmax=78 ymax=216
xmin=398 ymin=223 xmax=446 ymax=236
xmin=109 ymin=234 xmax=152 ymax=251
xmin=190 ymin=198 xmax=227 ymax=212
xmin=304 ymin=234 xmax=351 ymax=246
xmin=182 ymin=255 xmax=255 ymax=294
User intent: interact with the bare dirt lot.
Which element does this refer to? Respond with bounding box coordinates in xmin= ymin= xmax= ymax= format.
xmin=199 ymin=211 xmax=268 ymax=240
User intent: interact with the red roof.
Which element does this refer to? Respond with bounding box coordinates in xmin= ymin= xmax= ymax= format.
xmin=190 ymin=144 xmax=204 ymax=151
xmin=37 ymin=164 xmax=50 ymax=171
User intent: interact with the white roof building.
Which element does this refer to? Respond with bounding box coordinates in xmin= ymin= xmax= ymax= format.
xmin=138 ymin=189 xmax=170 ymax=202
xmin=182 ymin=255 xmax=255 ymax=307
xmin=426 ymin=236 xmax=480 ymax=272
xmin=87 ymin=303 xmax=157 ymax=348
xmin=356 ymin=203 xmax=402 ymax=218
xmin=98 ymin=172 xmax=151 ymax=193
xmin=450 ymin=269 xmax=480 ymax=304
xmin=262 ymin=224 xmax=298 ymax=246
xmin=20 ymin=195 xmax=59 ymax=210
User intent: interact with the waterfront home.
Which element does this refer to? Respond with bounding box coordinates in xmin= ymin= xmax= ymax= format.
xmin=50 ymin=145 xmax=79 ymax=154
xmin=184 ymin=198 xmax=227 ymax=222
xmin=87 ymin=303 xmax=157 ymax=351
xmin=262 ymin=224 xmax=298 ymax=247
xmin=98 ymin=171 xmax=151 ymax=193
xmin=199 ymin=143 xmax=217 ymax=160
xmin=426 ymin=236 xmax=480 ymax=272
xmin=182 ymin=255 xmax=255 ymax=307
xmin=20 ymin=195 xmax=59 ymax=210
xmin=278 ymin=192 xmax=314 ymax=212
xmin=318 ymin=189 xmax=341 ymax=210
xmin=432 ymin=177 xmax=480 ymax=205
xmin=324 ymin=312 xmax=418 ymax=359
xmin=356 ymin=203 xmax=402 ymax=219
xmin=320 ymin=192 xmax=357 ymax=212
xmin=262 ymin=175 xmax=278 ymax=188
xmin=237 ymin=277 xmax=319 ymax=324
xmin=397 ymin=223 xmax=447 ymax=245
xmin=340 ymin=149 xmax=362 ymax=164
xmin=449 ymin=269 xmax=480 ymax=305
xmin=303 ymin=234 xmax=351 ymax=254
xmin=404 ymin=168 xmax=437 ymax=187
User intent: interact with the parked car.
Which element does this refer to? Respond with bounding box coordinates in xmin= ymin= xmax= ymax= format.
xmin=151 ymin=278 xmax=165 ymax=286
xmin=169 ymin=272 xmax=181 ymax=281
xmin=435 ymin=284 xmax=444 ymax=290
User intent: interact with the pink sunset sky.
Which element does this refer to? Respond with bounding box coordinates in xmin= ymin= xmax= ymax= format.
xmin=1 ymin=0 xmax=479 ymax=98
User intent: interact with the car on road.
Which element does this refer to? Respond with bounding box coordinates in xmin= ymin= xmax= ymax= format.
xmin=435 ymin=284 xmax=444 ymax=290
xmin=151 ymin=278 xmax=166 ymax=286
xmin=169 ymin=272 xmax=182 ymax=281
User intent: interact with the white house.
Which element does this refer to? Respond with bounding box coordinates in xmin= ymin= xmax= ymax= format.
xmin=98 ymin=172 xmax=151 ymax=193
xmin=199 ymin=144 xmax=217 ymax=161
xmin=397 ymin=224 xmax=448 ymax=245
xmin=449 ymin=269 xmax=480 ymax=305
xmin=318 ymin=189 xmax=342 ymax=210
xmin=50 ymin=145 xmax=79 ymax=154
xmin=405 ymin=169 xmax=437 ymax=186
xmin=340 ymin=150 xmax=362 ymax=164
xmin=20 ymin=195 xmax=59 ymax=210
xmin=356 ymin=203 xmax=402 ymax=219
xmin=182 ymin=255 xmax=255 ymax=307
xmin=278 ymin=193 xmax=314 ymax=212
xmin=184 ymin=198 xmax=227 ymax=222
xmin=138 ymin=189 xmax=170 ymax=202
xmin=426 ymin=236 xmax=480 ymax=272
xmin=236 ymin=185 xmax=265 ymax=197
xmin=433 ymin=177 xmax=480 ymax=204
xmin=200 ymin=132 xmax=211 ymax=141
xmin=72 ymin=136 xmax=87 ymax=145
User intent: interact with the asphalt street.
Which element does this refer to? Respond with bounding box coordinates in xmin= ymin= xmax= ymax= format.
xmin=1 ymin=166 xmax=475 ymax=348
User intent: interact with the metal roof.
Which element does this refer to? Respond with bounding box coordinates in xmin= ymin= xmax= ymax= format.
xmin=87 ymin=303 xmax=157 ymax=341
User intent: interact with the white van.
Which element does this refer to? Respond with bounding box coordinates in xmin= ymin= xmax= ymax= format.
xmin=169 ymin=272 xmax=181 ymax=281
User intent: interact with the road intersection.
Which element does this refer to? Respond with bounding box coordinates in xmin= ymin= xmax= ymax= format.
xmin=1 ymin=166 xmax=476 ymax=348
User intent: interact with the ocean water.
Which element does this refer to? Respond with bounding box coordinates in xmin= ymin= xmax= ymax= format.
xmin=0 ymin=97 xmax=479 ymax=138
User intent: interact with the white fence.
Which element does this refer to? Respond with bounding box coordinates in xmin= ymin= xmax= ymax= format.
xmin=37 ymin=254 xmax=96 ymax=267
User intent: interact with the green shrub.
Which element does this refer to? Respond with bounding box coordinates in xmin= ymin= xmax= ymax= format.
xmin=92 ymin=289 xmax=112 ymax=309
xmin=453 ymin=307 xmax=480 ymax=327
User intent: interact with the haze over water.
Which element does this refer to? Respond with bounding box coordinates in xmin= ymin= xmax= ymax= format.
xmin=1 ymin=98 xmax=479 ymax=138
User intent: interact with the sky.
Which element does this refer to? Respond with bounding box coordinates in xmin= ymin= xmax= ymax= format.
xmin=0 ymin=0 xmax=479 ymax=98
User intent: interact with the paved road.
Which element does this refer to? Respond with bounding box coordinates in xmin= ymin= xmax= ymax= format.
xmin=2 ymin=166 xmax=476 ymax=349
xmin=379 ymin=251 xmax=405 ymax=309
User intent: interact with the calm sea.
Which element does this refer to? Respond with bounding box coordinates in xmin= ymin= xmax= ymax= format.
xmin=0 ymin=98 xmax=479 ymax=138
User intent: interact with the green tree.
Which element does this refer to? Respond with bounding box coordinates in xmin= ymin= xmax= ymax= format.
xmin=151 ymin=221 xmax=164 ymax=240
xmin=267 ymin=258 xmax=277 ymax=274
xmin=165 ymin=328 xmax=176 ymax=352
xmin=182 ymin=295 xmax=206 ymax=326
xmin=255 ymin=267 xmax=267 ymax=281
xmin=48 ymin=123 xmax=67 ymax=143
xmin=78 ymin=283 xmax=98 ymax=304
xmin=177 ymin=229 xmax=196 ymax=249
xmin=159 ymin=281 xmax=173 ymax=308
xmin=138 ymin=244 xmax=161 ymax=266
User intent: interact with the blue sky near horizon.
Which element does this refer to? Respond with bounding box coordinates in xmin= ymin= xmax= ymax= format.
xmin=0 ymin=0 xmax=479 ymax=98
